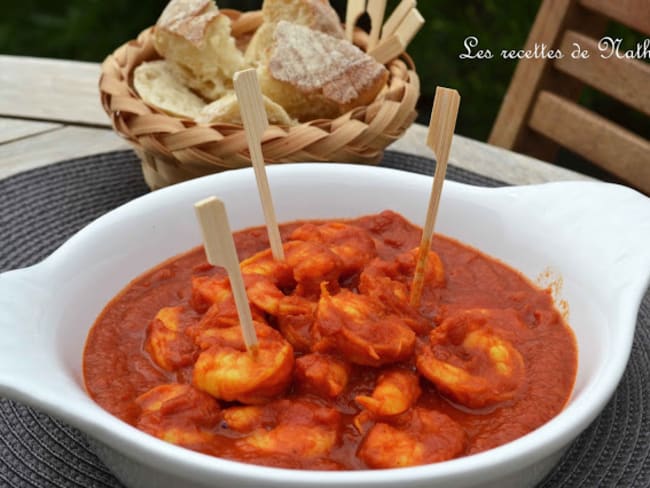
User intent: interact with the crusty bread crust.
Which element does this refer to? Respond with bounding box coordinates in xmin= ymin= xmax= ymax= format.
xmin=258 ymin=66 xmax=341 ymax=121
xmin=153 ymin=0 xmax=244 ymax=101
xmin=156 ymin=0 xmax=220 ymax=45
xmin=263 ymin=21 xmax=388 ymax=118
xmin=308 ymin=0 xmax=345 ymax=38
xmin=245 ymin=0 xmax=343 ymax=65
xmin=262 ymin=0 xmax=343 ymax=38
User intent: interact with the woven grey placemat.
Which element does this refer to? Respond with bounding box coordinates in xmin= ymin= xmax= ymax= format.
xmin=0 ymin=150 xmax=648 ymax=487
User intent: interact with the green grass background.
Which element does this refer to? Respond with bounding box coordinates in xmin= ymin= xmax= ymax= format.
xmin=1 ymin=0 xmax=646 ymax=177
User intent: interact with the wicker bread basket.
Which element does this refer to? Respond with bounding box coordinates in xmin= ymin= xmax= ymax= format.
xmin=99 ymin=9 xmax=420 ymax=190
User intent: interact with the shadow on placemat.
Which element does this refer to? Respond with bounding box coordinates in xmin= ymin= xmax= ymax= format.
xmin=0 ymin=150 xmax=648 ymax=487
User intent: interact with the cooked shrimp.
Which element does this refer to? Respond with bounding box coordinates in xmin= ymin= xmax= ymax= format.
xmin=290 ymin=222 xmax=377 ymax=276
xmin=241 ymin=241 xmax=339 ymax=309
xmin=193 ymin=249 xmax=292 ymax=318
xmin=416 ymin=309 xmax=526 ymax=409
xmin=222 ymin=405 xmax=264 ymax=433
xmin=276 ymin=295 xmax=317 ymax=352
xmin=356 ymin=369 xmax=421 ymax=417
xmin=294 ymin=353 xmax=350 ymax=398
xmin=192 ymin=320 xmax=266 ymax=351
xmin=358 ymin=408 xmax=466 ymax=468
xmin=359 ymin=247 xmax=445 ymax=306
xmin=191 ymin=275 xmax=233 ymax=313
xmin=236 ymin=400 xmax=341 ymax=460
xmin=232 ymin=261 xmax=318 ymax=352
xmin=313 ymin=286 xmax=416 ymax=366
xmin=243 ymin=424 xmax=337 ymax=459
xmin=359 ymin=260 xmax=409 ymax=303
xmin=284 ymin=240 xmax=343 ymax=297
xmin=244 ymin=274 xmax=286 ymax=315
xmin=396 ymin=247 xmax=445 ymax=288
xmin=194 ymin=241 xmax=331 ymax=353
xmin=135 ymin=384 xmax=220 ymax=446
xmin=240 ymin=248 xmax=295 ymax=312
xmin=186 ymin=280 xmax=266 ymax=348
xmin=145 ymin=306 xmax=198 ymax=371
xmin=187 ymin=303 xmax=240 ymax=346
xmin=240 ymin=248 xmax=293 ymax=284
xmin=359 ymin=259 xmax=430 ymax=335
xmin=192 ymin=322 xmax=294 ymax=404
xmin=242 ymin=241 xmax=339 ymax=350
xmin=242 ymin=240 xmax=343 ymax=292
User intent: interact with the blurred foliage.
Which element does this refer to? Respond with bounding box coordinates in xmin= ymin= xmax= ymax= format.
xmin=383 ymin=0 xmax=542 ymax=140
xmin=1 ymin=0 xmax=646 ymax=159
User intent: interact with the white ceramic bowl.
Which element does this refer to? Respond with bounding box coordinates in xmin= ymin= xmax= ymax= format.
xmin=1 ymin=164 xmax=649 ymax=488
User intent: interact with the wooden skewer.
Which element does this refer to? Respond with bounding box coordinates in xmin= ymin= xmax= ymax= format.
xmin=394 ymin=8 xmax=425 ymax=49
xmin=368 ymin=33 xmax=405 ymax=64
xmin=346 ymin=0 xmax=366 ymax=42
xmin=366 ymin=0 xmax=387 ymax=50
xmin=380 ymin=0 xmax=416 ymax=41
xmin=410 ymin=87 xmax=461 ymax=307
xmin=372 ymin=6 xmax=422 ymax=60
xmin=194 ymin=197 xmax=258 ymax=351
xmin=233 ymin=68 xmax=285 ymax=262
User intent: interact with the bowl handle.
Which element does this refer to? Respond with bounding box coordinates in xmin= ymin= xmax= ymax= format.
xmin=0 ymin=267 xmax=57 ymax=395
xmin=512 ymin=182 xmax=650 ymax=295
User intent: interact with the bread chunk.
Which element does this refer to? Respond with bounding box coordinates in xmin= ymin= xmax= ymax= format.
xmin=263 ymin=0 xmax=343 ymax=37
xmin=196 ymin=92 xmax=297 ymax=126
xmin=259 ymin=21 xmax=388 ymax=121
xmin=153 ymin=0 xmax=245 ymax=100
xmin=156 ymin=0 xmax=219 ymax=44
xmin=245 ymin=0 xmax=344 ymax=65
xmin=134 ymin=60 xmax=206 ymax=118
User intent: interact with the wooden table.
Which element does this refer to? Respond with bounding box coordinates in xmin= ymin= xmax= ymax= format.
xmin=0 ymin=55 xmax=592 ymax=184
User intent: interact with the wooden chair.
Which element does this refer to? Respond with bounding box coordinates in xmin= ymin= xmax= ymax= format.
xmin=489 ymin=0 xmax=650 ymax=194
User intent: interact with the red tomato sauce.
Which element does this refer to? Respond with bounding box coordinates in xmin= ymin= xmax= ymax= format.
xmin=83 ymin=210 xmax=577 ymax=470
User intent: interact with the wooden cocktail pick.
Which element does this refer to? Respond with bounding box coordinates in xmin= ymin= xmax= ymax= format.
xmin=369 ymin=33 xmax=405 ymax=64
xmin=346 ymin=0 xmax=366 ymax=41
xmin=380 ymin=0 xmax=416 ymax=41
xmin=194 ymin=197 xmax=258 ymax=351
xmin=394 ymin=8 xmax=425 ymax=49
xmin=372 ymin=5 xmax=423 ymax=62
xmin=366 ymin=0 xmax=387 ymax=50
xmin=233 ymin=68 xmax=285 ymax=262
xmin=410 ymin=87 xmax=461 ymax=307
